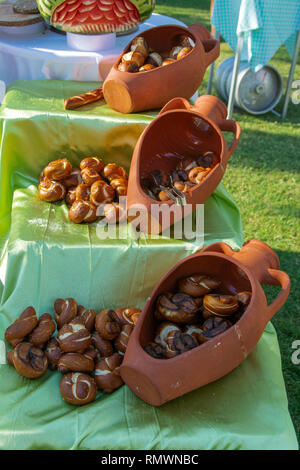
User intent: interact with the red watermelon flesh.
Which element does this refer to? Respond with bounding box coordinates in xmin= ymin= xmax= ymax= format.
xmin=51 ymin=0 xmax=141 ymax=33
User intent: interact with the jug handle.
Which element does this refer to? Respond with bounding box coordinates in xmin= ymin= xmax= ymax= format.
xmin=188 ymin=24 xmax=220 ymax=66
xmin=200 ymin=242 xmax=235 ymax=256
xmin=159 ymin=97 xmax=191 ymax=115
xmin=219 ymin=118 xmax=241 ymax=164
xmin=202 ymin=244 xmax=290 ymax=321
xmin=264 ymin=268 xmax=290 ymax=320
xmin=191 ymin=97 xmax=241 ymax=163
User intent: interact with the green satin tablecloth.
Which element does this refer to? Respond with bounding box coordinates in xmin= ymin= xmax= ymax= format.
xmin=0 ymin=80 xmax=297 ymax=450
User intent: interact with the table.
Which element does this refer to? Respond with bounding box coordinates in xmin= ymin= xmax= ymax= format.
xmin=0 ymin=13 xmax=185 ymax=87
xmin=0 ymin=80 xmax=297 ymax=450
xmin=208 ymin=0 xmax=300 ymax=118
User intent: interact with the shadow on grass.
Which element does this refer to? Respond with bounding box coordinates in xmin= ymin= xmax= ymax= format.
xmin=155 ymin=0 xmax=211 ymax=27
xmin=209 ymin=85 xmax=300 ymax=125
xmin=263 ymin=249 xmax=300 ymax=308
xmin=225 ymin=127 xmax=300 ymax=172
xmin=263 ymin=248 xmax=299 ymax=373
xmin=232 ymin=102 xmax=300 ymax=125
xmin=263 ymin=204 xmax=300 ymax=220
xmin=155 ymin=11 xmax=211 ymax=29
xmin=264 ymin=248 xmax=300 ymax=440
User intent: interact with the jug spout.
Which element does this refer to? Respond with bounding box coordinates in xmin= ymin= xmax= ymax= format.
xmin=192 ymin=95 xmax=228 ymax=127
xmin=232 ymin=240 xmax=280 ymax=285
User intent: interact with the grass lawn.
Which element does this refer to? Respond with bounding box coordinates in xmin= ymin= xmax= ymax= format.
xmin=155 ymin=0 xmax=300 ymax=445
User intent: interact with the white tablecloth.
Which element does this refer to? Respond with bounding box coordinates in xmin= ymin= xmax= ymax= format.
xmin=0 ymin=13 xmax=185 ymax=86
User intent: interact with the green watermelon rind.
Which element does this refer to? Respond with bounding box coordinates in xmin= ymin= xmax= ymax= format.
xmin=130 ymin=0 xmax=155 ymax=22
xmin=36 ymin=0 xmax=65 ymax=24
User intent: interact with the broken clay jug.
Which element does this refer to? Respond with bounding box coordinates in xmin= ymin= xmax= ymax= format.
xmin=126 ymin=94 xmax=241 ymax=234
xmin=103 ymin=23 xmax=220 ymax=114
xmin=120 ymin=240 xmax=290 ymax=406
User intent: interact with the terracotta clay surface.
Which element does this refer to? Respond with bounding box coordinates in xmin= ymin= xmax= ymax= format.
xmin=126 ymin=94 xmax=241 ymax=234
xmin=121 ymin=240 xmax=290 ymax=406
xmin=103 ymin=24 xmax=220 ymax=114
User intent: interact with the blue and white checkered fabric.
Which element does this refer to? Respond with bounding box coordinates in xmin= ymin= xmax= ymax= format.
xmin=211 ymin=0 xmax=300 ymax=70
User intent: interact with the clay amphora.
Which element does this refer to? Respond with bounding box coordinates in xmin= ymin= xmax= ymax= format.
xmin=121 ymin=240 xmax=290 ymax=406
xmin=103 ymin=24 xmax=220 ymax=113
xmin=126 ymin=94 xmax=241 ymax=234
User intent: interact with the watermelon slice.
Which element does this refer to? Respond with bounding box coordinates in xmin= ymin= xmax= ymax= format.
xmin=46 ymin=0 xmax=153 ymax=34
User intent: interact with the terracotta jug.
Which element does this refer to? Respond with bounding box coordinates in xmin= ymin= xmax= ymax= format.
xmin=103 ymin=24 xmax=220 ymax=113
xmin=121 ymin=240 xmax=290 ymax=406
xmin=126 ymin=94 xmax=241 ymax=234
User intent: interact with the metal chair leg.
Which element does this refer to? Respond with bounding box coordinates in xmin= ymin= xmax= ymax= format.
xmin=206 ymin=31 xmax=220 ymax=95
xmin=227 ymin=33 xmax=244 ymax=119
xmin=282 ymin=30 xmax=300 ymax=119
xmin=0 ymin=80 xmax=6 ymax=105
